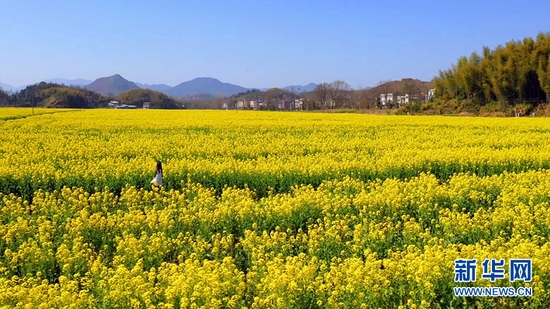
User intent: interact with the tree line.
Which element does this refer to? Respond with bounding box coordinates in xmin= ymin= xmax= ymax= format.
xmin=1 ymin=82 xmax=111 ymax=108
xmin=117 ymin=89 xmax=181 ymax=109
xmin=433 ymin=32 xmax=550 ymax=105
xmin=312 ymin=80 xmax=352 ymax=109
xmin=0 ymin=83 xmax=183 ymax=109
xmin=4 ymin=34 xmax=548 ymax=113
xmin=181 ymin=80 xmax=428 ymax=111
xmin=214 ymin=82 xmax=371 ymax=110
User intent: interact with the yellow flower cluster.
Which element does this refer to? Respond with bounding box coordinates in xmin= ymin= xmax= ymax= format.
xmin=0 ymin=107 xmax=73 ymax=121
xmin=0 ymin=109 xmax=549 ymax=308
xmin=2 ymin=109 xmax=550 ymax=198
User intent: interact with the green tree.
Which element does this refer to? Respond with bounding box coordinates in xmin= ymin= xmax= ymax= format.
xmin=538 ymin=54 xmax=550 ymax=103
xmin=117 ymin=89 xmax=181 ymax=109
xmin=434 ymin=32 xmax=550 ymax=108
xmin=0 ymin=89 xmax=9 ymax=106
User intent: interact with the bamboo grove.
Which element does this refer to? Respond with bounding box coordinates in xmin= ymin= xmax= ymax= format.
xmin=1 ymin=109 xmax=550 ymax=308
xmin=433 ymin=32 xmax=550 ymax=105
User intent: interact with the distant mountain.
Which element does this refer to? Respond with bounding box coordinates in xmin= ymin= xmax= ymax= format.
xmin=85 ymin=74 xmax=139 ymax=95
xmin=1 ymin=76 xmax=318 ymax=98
xmin=136 ymin=83 xmax=173 ymax=92
xmin=178 ymin=93 xmax=215 ymax=101
xmin=45 ymin=78 xmax=93 ymax=86
xmin=167 ymin=77 xmax=248 ymax=97
xmin=282 ymin=83 xmax=318 ymax=93
xmin=0 ymin=82 xmax=22 ymax=92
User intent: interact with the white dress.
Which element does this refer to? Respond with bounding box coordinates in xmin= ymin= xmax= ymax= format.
xmin=151 ymin=170 xmax=163 ymax=186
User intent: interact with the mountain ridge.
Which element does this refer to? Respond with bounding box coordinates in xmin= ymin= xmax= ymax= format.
xmin=45 ymin=78 xmax=93 ymax=86
xmin=0 ymin=82 xmax=22 ymax=92
xmin=135 ymin=83 xmax=173 ymax=92
xmin=2 ymin=76 xmax=324 ymax=97
xmin=282 ymin=83 xmax=318 ymax=93
xmin=166 ymin=77 xmax=248 ymax=97
xmin=85 ymin=74 xmax=139 ymax=95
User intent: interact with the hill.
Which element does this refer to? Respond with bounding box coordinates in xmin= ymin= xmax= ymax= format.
xmin=0 ymin=82 xmax=22 ymax=92
xmin=3 ymin=76 xmax=320 ymax=98
xmin=166 ymin=77 xmax=248 ymax=97
xmin=135 ymin=83 xmax=173 ymax=92
xmin=367 ymin=78 xmax=433 ymax=96
xmin=9 ymin=82 xmax=109 ymax=108
xmin=282 ymin=83 xmax=318 ymax=93
xmin=85 ymin=74 xmax=139 ymax=95
xmin=178 ymin=93 xmax=215 ymax=101
xmin=116 ymin=88 xmax=182 ymax=109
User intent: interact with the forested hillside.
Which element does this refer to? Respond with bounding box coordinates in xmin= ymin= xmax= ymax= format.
xmin=433 ymin=32 xmax=550 ymax=105
xmin=116 ymin=88 xmax=182 ymax=109
xmin=6 ymin=82 xmax=110 ymax=108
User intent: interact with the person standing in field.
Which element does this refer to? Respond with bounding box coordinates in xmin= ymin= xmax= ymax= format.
xmin=151 ymin=161 xmax=163 ymax=187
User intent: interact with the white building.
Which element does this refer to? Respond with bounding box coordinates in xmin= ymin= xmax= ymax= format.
xmin=397 ymin=94 xmax=410 ymax=107
xmin=115 ymin=104 xmax=137 ymax=109
xmin=386 ymin=93 xmax=397 ymax=106
xmin=380 ymin=94 xmax=387 ymax=107
xmin=426 ymin=89 xmax=435 ymax=102
xmin=397 ymin=95 xmax=406 ymax=107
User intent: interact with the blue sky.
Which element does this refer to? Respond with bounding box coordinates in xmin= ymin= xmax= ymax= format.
xmin=0 ymin=0 xmax=549 ymax=89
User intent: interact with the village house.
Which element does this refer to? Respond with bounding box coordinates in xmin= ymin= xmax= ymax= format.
xmin=294 ymin=99 xmax=304 ymax=110
xmin=379 ymin=94 xmax=387 ymax=107
xmin=380 ymin=93 xmax=400 ymax=108
xmin=109 ymin=100 xmax=137 ymax=109
xmin=247 ymin=100 xmax=266 ymax=110
xmin=108 ymin=101 xmax=120 ymax=108
xmin=115 ymin=104 xmax=137 ymax=109
xmin=396 ymin=94 xmax=409 ymax=107
xmin=380 ymin=91 xmax=434 ymax=108
xmin=426 ymin=89 xmax=435 ymax=102
xmin=382 ymin=93 xmax=397 ymax=107
xmin=222 ymin=102 xmax=232 ymax=109
xmin=278 ymin=99 xmax=291 ymax=110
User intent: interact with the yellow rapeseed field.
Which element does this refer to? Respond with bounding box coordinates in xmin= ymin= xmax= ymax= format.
xmin=0 ymin=108 xmax=549 ymax=308
xmin=0 ymin=107 xmax=74 ymax=121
